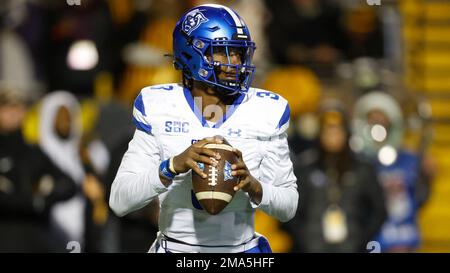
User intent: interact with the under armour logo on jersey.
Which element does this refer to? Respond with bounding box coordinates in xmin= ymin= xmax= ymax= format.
xmin=227 ymin=128 xmax=242 ymax=137
xmin=182 ymin=10 xmax=209 ymax=35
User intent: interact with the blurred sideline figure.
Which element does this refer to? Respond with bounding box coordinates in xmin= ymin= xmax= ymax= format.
xmin=37 ymin=91 xmax=109 ymax=252
xmin=353 ymin=92 xmax=433 ymax=252
xmin=0 ymin=0 xmax=43 ymax=100
xmin=39 ymin=91 xmax=85 ymax=246
xmin=0 ymin=86 xmax=76 ymax=252
xmin=287 ymin=100 xmax=386 ymax=252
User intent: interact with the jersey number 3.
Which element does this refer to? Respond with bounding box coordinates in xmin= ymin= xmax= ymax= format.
xmin=256 ymin=91 xmax=279 ymax=100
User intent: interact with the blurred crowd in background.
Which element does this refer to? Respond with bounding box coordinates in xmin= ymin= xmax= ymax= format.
xmin=0 ymin=0 xmax=444 ymax=252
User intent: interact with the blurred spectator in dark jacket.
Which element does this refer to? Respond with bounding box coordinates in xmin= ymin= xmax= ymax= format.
xmin=286 ymin=100 xmax=386 ymax=252
xmin=0 ymin=85 xmax=76 ymax=252
xmin=353 ymin=92 xmax=434 ymax=252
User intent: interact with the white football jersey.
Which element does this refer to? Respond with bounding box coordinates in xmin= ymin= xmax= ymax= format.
xmin=110 ymin=83 xmax=298 ymax=246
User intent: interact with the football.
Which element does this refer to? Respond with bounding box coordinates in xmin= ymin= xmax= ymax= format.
xmin=191 ymin=138 xmax=240 ymax=215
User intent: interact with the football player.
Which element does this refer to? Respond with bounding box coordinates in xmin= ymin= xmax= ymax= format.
xmin=109 ymin=4 xmax=298 ymax=253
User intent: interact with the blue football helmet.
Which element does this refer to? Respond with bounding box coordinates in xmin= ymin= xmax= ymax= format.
xmin=173 ymin=4 xmax=256 ymax=94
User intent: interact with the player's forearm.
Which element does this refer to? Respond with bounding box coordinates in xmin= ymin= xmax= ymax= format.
xmin=256 ymin=183 xmax=299 ymax=222
xmin=249 ymin=186 xmax=262 ymax=205
xmin=242 ymin=177 xmax=263 ymax=205
xmin=109 ymin=129 xmax=168 ymax=217
xmin=109 ymin=168 xmax=167 ymax=217
xmin=256 ymin=134 xmax=299 ymax=222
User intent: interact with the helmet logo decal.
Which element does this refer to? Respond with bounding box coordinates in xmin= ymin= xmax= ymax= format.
xmin=182 ymin=9 xmax=209 ymax=35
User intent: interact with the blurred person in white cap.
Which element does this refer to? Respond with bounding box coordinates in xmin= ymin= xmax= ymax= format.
xmin=352 ymin=91 xmax=433 ymax=252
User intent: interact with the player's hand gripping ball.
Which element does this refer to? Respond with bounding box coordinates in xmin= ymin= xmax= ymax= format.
xmin=191 ymin=137 xmax=239 ymax=215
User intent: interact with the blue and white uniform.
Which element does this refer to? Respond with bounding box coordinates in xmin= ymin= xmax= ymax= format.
xmin=374 ymin=151 xmax=421 ymax=251
xmin=109 ymin=83 xmax=298 ymax=252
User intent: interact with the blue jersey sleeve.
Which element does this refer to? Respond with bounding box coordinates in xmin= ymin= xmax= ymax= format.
xmin=132 ymin=92 xmax=152 ymax=134
xmin=277 ymin=102 xmax=291 ymax=130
